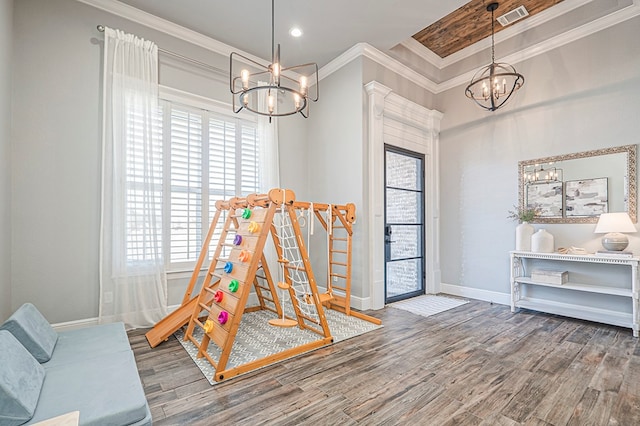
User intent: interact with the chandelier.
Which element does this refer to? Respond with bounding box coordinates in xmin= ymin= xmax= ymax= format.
xmin=230 ymin=0 xmax=318 ymax=121
xmin=465 ymin=2 xmax=525 ymax=111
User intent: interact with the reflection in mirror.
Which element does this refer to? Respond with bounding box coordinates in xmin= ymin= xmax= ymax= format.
xmin=518 ymin=145 xmax=637 ymax=224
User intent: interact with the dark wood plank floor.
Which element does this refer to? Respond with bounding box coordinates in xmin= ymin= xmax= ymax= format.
xmin=128 ymin=299 xmax=640 ymax=425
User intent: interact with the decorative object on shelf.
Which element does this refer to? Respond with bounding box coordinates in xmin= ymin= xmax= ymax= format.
xmin=508 ymin=205 xmax=539 ymax=251
xmin=515 ymin=222 xmax=534 ymax=251
xmin=531 ymin=229 xmax=554 ymax=253
xmin=594 ymin=212 xmax=637 ymax=251
xmin=229 ymin=0 xmax=318 ymax=121
xmin=596 ymin=250 xmax=633 ymax=258
xmin=557 ymin=246 xmax=588 ymax=255
xmin=531 ymin=269 xmax=568 ymax=285
xmin=464 ymin=2 xmax=525 ymax=111
xmin=507 ymin=204 xmax=539 ymax=223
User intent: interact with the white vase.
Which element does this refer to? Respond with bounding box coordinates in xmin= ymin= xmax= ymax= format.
xmin=515 ymin=222 xmax=535 ymax=251
xmin=531 ymin=229 xmax=554 ymax=253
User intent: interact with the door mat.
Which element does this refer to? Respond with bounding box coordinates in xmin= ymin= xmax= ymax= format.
xmin=388 ymin=294 xmax=468 ymax=318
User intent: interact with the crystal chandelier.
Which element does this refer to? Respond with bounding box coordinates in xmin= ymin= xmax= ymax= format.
xmin=230 ymin=0 xmax=318 ymax=121
xmin=465 ymin=2 xmax=525 ymax=111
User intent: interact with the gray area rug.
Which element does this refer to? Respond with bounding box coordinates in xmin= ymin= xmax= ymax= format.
xmin=388 ymin=294 xmax=468 ymax=318
xmin=175 ymin=308 xmax=382 ymax=385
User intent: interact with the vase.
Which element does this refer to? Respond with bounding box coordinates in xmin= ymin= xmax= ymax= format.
xmin=531 ymin=229 xmax=554 ymax=253
xmin=515 ymin=222 xmax=535 ymax=251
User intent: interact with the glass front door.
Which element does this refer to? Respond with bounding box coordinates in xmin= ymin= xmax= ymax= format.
xmin=384 ymin=145 xmax=425 ymax=303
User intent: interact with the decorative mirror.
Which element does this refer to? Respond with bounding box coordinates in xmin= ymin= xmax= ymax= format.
xmin=518 ymin=144 xmax=637 ymax=224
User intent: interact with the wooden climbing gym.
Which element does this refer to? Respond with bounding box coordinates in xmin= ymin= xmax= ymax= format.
xmin=145 ymin=188 xmax=381 ymax=382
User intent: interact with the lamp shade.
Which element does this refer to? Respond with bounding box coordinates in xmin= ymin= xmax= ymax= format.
xmin=594 ymin=212 xmax=636 ymax=234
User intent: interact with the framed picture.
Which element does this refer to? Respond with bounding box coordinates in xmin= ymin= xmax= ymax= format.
xmin=565 ymin=177 xmax=608 ymax=217
xmin=526 ymin=181 xmax=563 ymax=217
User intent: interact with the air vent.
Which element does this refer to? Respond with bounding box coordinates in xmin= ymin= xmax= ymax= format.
xmin=497 ymin=5 xmax=529 ymax=27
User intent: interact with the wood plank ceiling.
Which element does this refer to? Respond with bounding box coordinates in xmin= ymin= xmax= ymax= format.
xmin=413 ymin=0 xmax=564 ymax=58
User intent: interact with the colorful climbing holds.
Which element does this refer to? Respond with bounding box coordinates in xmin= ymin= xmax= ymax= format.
xmin=224 ymin=261 xmax=233 ymax=273
xmin=248 ymin=221 xmax=260 ymax=233
xmin=214 ymin=290 xmax=224 ymax=303
xmin=238 ymin=250 xmax=250 ymax=262
xmin=228 ymin=279 xmax=239 ymax=293
xmin=233 ymin=234 xmax=243 ymax=245
xmin=203 ymin=319 xmax=214 ymax=333
xmin=218 ymin=311 xmax=229 ymax=325
xmin=242 ymin=208 xmax=252 ymax=219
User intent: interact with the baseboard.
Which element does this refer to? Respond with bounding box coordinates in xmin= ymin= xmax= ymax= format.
xmin=51 ymin=317 xmax=99 ymax=332
xmin=349 ymin=294 xmax=370 ymax=311
xmin=440 ymin=283 xmax=511 ymax=306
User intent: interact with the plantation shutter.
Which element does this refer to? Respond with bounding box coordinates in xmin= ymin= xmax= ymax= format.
xmin=169 ymin=107 xmax=203 ymax=263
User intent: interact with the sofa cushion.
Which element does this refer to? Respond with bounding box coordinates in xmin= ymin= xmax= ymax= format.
xmin=0 ymin=304 xmax=58 ymax=363
xmin=0 ymin=331 xmax=45 ymax=426
xmin=43 ymin=323 xmax=131 ymax=369
xmin=25 ymin=350 xmax=149 ymax=426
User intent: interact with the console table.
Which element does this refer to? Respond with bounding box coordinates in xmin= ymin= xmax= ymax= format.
xmin=510 ymin=251 xmax=639 ymax=337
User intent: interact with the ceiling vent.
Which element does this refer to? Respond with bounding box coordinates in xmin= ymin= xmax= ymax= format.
xmin=497 ymin=5 xmax=529 ymax=27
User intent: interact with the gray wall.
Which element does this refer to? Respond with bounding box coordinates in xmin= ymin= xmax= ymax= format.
xmin=438 ymin=17 xmax=640 ymax=298
xmin=10 ymin=0 xmax=307 ymax=322
xmin=307 ymin=58 xmax=365 ymax=299
xmin=362 ymin=57 xmax=436 ymax=110
xmin=0 ymin=0 xmax=13 ymax=322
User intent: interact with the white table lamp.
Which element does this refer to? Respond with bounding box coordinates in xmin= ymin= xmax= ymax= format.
xmin=594 ymin=212 xmax=636 ymax=251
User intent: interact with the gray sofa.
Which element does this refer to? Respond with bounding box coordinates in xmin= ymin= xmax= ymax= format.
xmin=0 ymin=303 xmax=152 ymax=426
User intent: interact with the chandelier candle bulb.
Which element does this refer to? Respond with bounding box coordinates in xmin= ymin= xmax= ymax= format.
xmin=241 ymin=69 xmax=249 ymax=90
xmin=300 ymin=76 xmax=307 ymax=95
xmin=268 ymin=94 xmax=275 ymax=113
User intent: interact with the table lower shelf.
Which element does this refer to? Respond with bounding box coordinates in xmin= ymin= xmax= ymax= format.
xmin=514 ymin=297 xmax=633 ymax=330
xmin=514 ymin=278 xmax=632 ymax=297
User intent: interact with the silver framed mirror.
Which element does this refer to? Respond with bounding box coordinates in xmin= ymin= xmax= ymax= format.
xmin=518 ymin=144 xmax=637 ymax=224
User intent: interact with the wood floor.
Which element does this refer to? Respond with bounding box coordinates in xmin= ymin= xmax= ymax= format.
xmin=128 ymin=299 xmax=640 ymax=425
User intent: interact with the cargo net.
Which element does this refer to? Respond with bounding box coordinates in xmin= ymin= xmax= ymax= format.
xmin=273 ymin=208 xmax=320 ymax=323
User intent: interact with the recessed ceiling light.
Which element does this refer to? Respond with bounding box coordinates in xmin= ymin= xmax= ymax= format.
xmin=289 ymin=27 xmax=303 ymax=37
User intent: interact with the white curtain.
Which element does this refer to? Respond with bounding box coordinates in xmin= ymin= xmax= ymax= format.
xmin=99 ymin=27 xmax=167 ymax=328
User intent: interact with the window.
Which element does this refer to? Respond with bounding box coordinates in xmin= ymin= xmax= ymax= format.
xmin=166 ymin=101 xmax=261 ymax=269
xmin=125 ymin=95 xmax=261 ymax=270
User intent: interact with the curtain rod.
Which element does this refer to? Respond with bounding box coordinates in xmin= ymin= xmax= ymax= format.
xmin=96 ymin=25 xmax=226 ymax=76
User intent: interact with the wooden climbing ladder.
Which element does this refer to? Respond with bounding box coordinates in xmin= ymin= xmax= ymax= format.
xmin=145 ymin=198 xmax=280 ymax=348
xmin=183 ymin=189 xmax=333 ymax=382
xmin=291 ymin=201 xmax=381 ymax=324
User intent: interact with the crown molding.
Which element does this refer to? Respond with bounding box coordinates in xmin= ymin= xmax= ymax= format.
xmin=398 ymin=38 xmax=445 ymax=69
xmin=319 ymin=43 xmax=439 ymax=93
xmin=75 ymin=0 xmax=268 ymax=67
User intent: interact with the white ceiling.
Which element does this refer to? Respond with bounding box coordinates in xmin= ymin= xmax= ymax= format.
xmin=117 ymin=0 xmax=469 ymax=68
